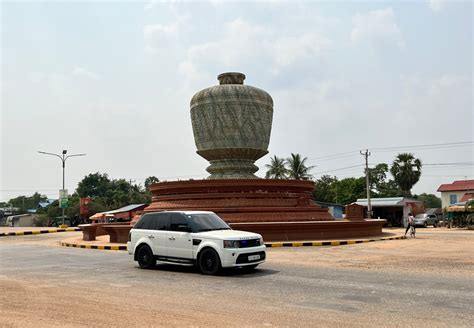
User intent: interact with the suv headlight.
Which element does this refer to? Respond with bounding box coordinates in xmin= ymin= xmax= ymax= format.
xmin=223 ymin=240 xmax=240 ymax=248
xmin=259 ymin=237 xmax=264 ymax=246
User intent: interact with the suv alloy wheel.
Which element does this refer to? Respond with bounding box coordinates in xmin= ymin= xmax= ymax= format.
xmin=198 ymin=248 xmax=221 ymax=275
xmin=137 ymin=245 xmax=155 ymax=269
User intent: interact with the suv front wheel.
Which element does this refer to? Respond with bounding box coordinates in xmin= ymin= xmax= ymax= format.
xmin=137 ymin=245 xmax=155 ymax=269
xmin=198 ymin=248 xmax=221 ymax=275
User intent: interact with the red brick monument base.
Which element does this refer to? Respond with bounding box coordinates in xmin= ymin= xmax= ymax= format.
xmin=146 ymin=179 xmax=385 ymax=242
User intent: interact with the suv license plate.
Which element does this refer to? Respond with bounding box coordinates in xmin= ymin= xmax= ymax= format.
xmin=248 ymin=254 xmax=260 ymax=261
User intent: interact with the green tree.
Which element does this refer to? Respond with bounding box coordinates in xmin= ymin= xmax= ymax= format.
xmin=377 ymin=179 xmax=404 ymax=198
xmin=265 ymin=155 xmax=288 ymax=179
xmin=7 ymin=192 xmax=47 ymax=213
xmin=144 ymin=176 xmax=160 ymax=190
xmin=415 ymin=193 xmax=441 ymax=208
xmin=313 ymin=175 xmax=338 ymax=202
xmin=286 ymin=153 xmax=314 ymax=180
xmin=332 ymin=177 xmax=366 ymax=204
xmin=390 ymin=153 xmax=422 ymax=196
xmin=76 ymin=172 xmax=111 ymax=198
xmin=366 ymin=163 xmax=402 ymax=197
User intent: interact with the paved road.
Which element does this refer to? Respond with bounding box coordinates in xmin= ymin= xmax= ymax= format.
xmin=0 ymin=232 xmax=472 ymax=327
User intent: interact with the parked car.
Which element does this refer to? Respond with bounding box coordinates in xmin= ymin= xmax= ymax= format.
xmin=414 ymin=213 xmax=439 ymax=227
xmin=127 ymin=211 xmax=266 ymax=275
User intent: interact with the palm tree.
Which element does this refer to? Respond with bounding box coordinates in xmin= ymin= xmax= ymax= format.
xmin=286 ymin=153 xmax=315 ymax=180
xmin=265 ymin=155 xmax=288 ymax=179
xmin=390 ymin=153 xmax=422 ymax=196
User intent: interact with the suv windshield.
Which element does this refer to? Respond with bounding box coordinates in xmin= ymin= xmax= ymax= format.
xmin=415 ymin=214 xmax=426 ymax=219
xmin=185 ymin=213 xmax=231 ymax=232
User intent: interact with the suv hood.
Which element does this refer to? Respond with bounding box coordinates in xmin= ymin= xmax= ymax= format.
xmin=194 ymin=229 xmax=261 ymax=240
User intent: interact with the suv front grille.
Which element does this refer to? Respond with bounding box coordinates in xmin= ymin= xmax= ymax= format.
xmin=236 ymin=251 xmax=266 ymax=264
xmin=238 ymin=239 xmax=260 ymax=248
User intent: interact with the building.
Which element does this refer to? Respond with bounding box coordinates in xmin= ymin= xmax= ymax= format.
xmin=314 ymin=201 xmax=344 ymax=219
xmin=89 ymin=204 xmax=148 ymax=222
xmin=437 ymin=180 xmax=474 ymax=209
xmin=354 ymin=197 xmax=424 ymax=227
xmin=6 ymin=214 xmax=38 ymax=227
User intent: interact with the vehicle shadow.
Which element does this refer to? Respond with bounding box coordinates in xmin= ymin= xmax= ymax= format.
xmin=148 ymin=263 xmax=279 ymax=278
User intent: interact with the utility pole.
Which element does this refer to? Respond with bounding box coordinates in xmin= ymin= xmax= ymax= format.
xmin=360 ymin=149 xmax=372 ymax=218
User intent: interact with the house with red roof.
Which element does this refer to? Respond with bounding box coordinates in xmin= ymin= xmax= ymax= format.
xmin=437 ymin=180 xmax=474 ymax=209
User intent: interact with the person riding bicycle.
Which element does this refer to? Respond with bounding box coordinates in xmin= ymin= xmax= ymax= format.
xmin=404 ymin=212 xmax=415 ymax=237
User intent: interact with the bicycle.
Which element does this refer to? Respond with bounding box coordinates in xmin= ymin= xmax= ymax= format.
xmin=409 ymin=224 xmax=416 ymax=238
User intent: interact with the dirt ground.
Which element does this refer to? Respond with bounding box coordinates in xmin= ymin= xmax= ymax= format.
xmin=0 ymin=228 xmax=472 ymax=327
xmin=271 ymin=228 xmax=474 ymax=277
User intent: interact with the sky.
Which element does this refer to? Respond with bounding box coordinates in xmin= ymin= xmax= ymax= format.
xmin=1 ymin=0 xmax=473 ymax=202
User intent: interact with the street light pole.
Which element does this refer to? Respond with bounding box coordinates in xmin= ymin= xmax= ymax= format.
xmin=38 ymin=150 xmax=86 ymax=226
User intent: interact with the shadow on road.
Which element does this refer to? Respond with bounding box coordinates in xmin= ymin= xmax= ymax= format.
xmin=143 ymin=263 xmax=279 ymax=278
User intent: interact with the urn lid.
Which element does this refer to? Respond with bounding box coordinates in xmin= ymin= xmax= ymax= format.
xmin=217 ymin=72 xmax=246 ymax=85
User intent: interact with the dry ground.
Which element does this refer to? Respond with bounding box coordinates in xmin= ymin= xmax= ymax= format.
xmin=0 ymin=228 xmax=472 ymax=327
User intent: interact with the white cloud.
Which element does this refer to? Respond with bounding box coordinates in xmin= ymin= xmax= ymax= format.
xmin=178 ymin=18 xmax=331 ymax=86
xmin=71 ymin=67 xmax=100 ymax=80
xmin=351 ymin=7 xmax=404 ymax=49
xmin=143 ymin=23 xmax=179 ymax=53
xmin=144 ymin=0 xmax=180 ymax=11
xmin=428 ymin=0 xmax=448 ymax=12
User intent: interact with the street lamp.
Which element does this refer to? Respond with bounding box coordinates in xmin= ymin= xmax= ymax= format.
xmin=38 ymin=150 xmax=86 ymax=226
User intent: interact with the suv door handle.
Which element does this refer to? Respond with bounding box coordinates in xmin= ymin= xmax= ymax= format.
xmin=168 ymin=237 xmax=175 ymax=241
xmin=148 ymin=235 xmax=155 ymax=239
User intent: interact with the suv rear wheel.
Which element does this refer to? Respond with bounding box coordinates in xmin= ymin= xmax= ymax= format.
xmin=137 ymin=245 xmax=155 ymax=269
xmin=198 ymin=248 xmax=221 ymax=275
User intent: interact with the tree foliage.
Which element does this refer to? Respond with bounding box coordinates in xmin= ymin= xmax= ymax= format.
xmin=390 ymin=153 xmax=422 ymax=196
xmin=313 ymin=175 xmax=338 ymax=203
xmin=367 ymin=163 xmax=404 ymax=197
xmin=4 ymin=192 xmax=47 ymax=213
xmin=414 ymin=193 xmax=441 ymax=208
xmin=144 ymin=176 xmax=160 ymax=190
xmin=313 ymin=175 xmax=366 ymax=204
xmin=286 ymin=153 xmax=314 ymax=180
xmin=265 ymin=156 xmax=288 ymax=179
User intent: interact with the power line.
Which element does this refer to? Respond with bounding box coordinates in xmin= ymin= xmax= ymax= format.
xmin=305 ymin=141 xmax=472 ymax=164
xmin=313 ymin=164 xmax=366 ymax=175
xmin=371 ymin=141 xmax=473 ymax=152
xmin=423 ymin=161 xmax=474 ymax=166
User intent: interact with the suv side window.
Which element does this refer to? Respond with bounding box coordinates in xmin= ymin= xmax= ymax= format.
xmin=155 ymin=213 xmax=170 ymax=230
xmin=169 ymin=213 xmax=190 ymax=232
xmin=134 ymin=214 xmax=154 ymax=230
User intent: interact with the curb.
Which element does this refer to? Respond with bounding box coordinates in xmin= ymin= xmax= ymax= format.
xmin=264 ymin=235 xmax=406 ymax=247
xmin=59 ymin=235 xmax=406 ymax=252
xmin=61 ymin=242 xmax=127 ymax=251
xmin=0 ymin=228 xmax=81 ymax=237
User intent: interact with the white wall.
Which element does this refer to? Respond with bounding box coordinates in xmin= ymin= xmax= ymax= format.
xmin=440 ymin=191 xmax=466 ymax=209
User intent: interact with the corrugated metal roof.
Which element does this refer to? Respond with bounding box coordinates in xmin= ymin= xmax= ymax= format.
xmin=355 ymin=197 xmax=421 ymax=207
xmin=106 ymin=204 xmax=146 ymax=214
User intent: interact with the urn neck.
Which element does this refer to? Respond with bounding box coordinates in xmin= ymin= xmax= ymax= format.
xmin=218 ymin=72 xmax=246 ymax=85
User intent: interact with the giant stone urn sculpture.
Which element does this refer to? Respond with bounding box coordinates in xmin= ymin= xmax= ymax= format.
xmin=190 ymin=72 xmax=273 ymax=179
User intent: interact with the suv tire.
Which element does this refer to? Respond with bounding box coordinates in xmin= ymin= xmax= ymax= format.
xmin=137 ymin=245 xmax=155 ymax=269
xmin=198 ymin=248 xmax=221 ymax=275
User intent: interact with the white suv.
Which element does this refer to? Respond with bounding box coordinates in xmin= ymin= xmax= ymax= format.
xmin=127 ymin=211 xmax=266 ymax=275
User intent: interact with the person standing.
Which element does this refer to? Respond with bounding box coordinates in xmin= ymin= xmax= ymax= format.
xmin=405 ymin=212 xmax=415 ymax=236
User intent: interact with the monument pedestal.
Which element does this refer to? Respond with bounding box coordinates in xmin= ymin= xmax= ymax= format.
xmin=146 ymin=179 xmax=386 ymax=241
